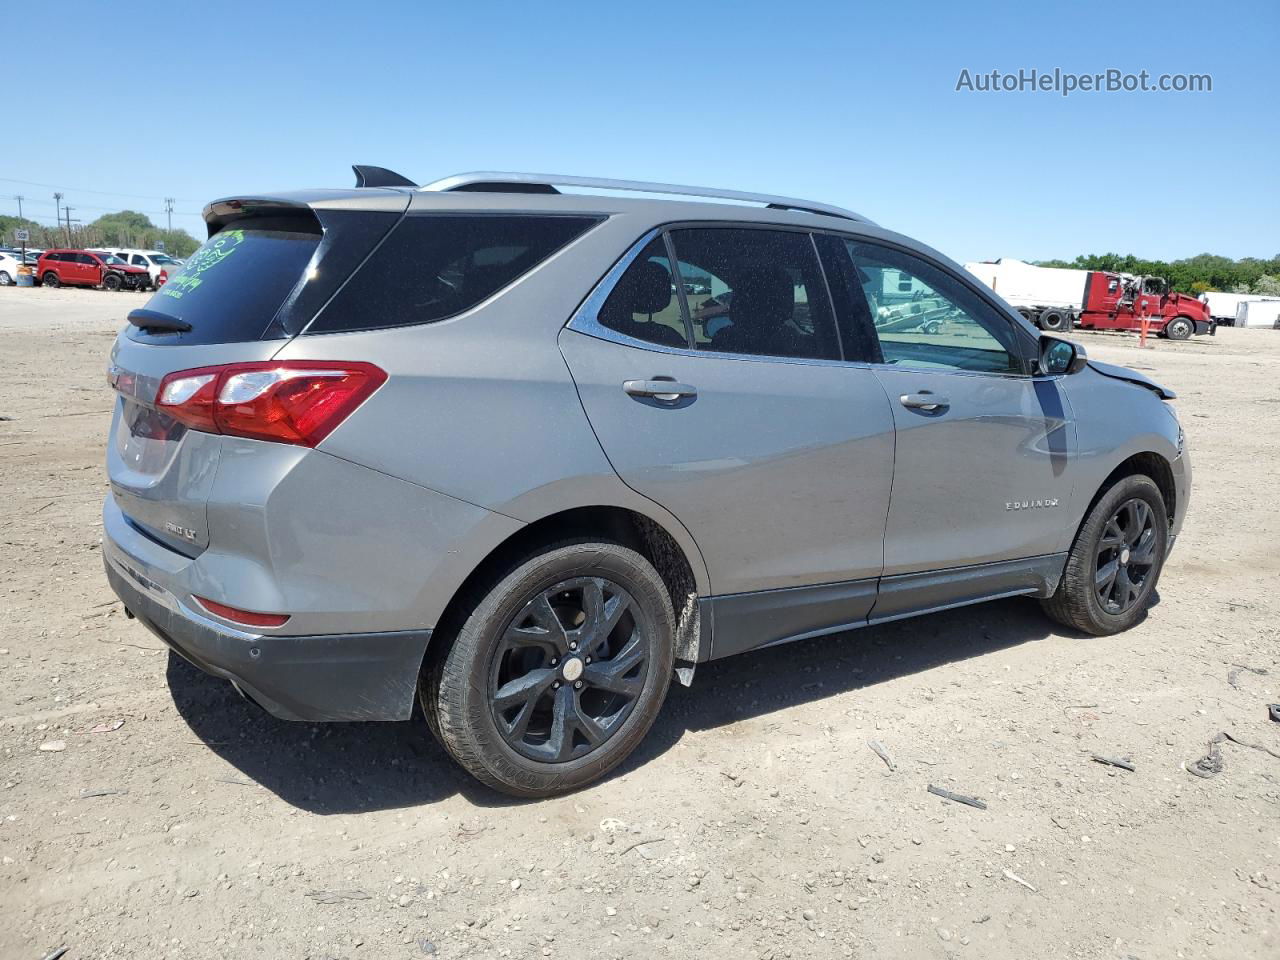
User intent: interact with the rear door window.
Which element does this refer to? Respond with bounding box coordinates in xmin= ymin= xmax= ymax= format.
xmin=307 ymin=215 xmax=602 ymax=335
xmin=597 ymin=237 xmax=690 ymax=348
xmin=667 ymin=228 xmax=841 ymax=361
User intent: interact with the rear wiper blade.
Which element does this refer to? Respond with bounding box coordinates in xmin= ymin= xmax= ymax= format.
xmin=127 ymin=308 xmax=191 ymax=333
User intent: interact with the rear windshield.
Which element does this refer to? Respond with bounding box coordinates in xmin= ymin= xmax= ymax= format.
xmin=305 ymin=214 xmax=601 ymax=334
xmin=139 ymin=224 xmax=320 ymax=343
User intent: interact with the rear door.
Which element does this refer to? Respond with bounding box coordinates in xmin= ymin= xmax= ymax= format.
xmin=561 ymin=226 xmax=895 ymax=651
xmin=829 ymin=238 xmax=1076 ymax=612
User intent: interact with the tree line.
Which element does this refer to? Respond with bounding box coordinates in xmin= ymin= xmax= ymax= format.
xmin=2 ymin=210 xmax=200 ymax=257
xmin=1034 ymin=252 xmax=1280 ymax=296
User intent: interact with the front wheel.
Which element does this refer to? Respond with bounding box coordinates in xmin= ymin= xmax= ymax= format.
xmin=102 ymin=273 xmax=122 ymax=292
xmin=422 ymin=542 xmax=675 ymax=797
xmin=1164 ymin=317 xmax=1193 ymax=340
xmin=0 ymin=271 xmax=11 ymax=286
xmin=1041 ymin=474 xmax=1168 ymax=635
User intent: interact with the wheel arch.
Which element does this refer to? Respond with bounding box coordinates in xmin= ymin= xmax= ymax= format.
xmin=426 ymin=503 xmax=710 ymax=685
xmin=1079 ymin=451 xmax=1177 ymax=538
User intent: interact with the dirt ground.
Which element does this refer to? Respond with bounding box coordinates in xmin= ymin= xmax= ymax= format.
xmin=2 ymin=286 xmax=1277 ymax=960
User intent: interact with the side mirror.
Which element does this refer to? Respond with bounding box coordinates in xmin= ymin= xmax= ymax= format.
xmin=1038 ymin=336 xmax=1088 ymax=376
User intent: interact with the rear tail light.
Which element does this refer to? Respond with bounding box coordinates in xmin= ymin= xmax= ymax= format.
xmin=194 ymin=596 xmax=290 ymax=628
xmin=156 ymin=361 xmax=386 ymax=446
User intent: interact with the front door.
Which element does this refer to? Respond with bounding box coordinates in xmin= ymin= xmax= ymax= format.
xmin=561 ymin=227 xmax=896 ymax=654
xmin=829 ymin=238 xmax=1076 ymax=617
xmin=77 ymin=253 xmax=101 ymax=285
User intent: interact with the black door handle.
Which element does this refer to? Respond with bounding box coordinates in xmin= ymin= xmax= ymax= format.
xmin=623 ymin=379 xmax=697 ymax=401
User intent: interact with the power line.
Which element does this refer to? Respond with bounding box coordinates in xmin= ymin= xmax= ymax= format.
xmin=0 ymin=175 xmax=198 ymax=204
xmin=11 ymin=199 xmax=202 ymax=219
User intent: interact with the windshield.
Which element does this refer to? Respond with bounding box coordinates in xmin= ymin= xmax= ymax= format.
xmin=151 ymin=254 xmax=177 ymax=264
xmin=98 ymin=254 xmax=126 ymax=265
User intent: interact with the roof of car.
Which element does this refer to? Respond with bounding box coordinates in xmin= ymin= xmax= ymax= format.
xmin=204 ymin=170 xmax=878 ymax=231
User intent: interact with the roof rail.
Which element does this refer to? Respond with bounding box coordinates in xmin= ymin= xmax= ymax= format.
xmin=419 ymin=172 xmax=870 ymax=222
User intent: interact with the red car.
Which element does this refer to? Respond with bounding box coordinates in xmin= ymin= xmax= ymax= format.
xmin=37 ymin=249 xmax=151 ymax=291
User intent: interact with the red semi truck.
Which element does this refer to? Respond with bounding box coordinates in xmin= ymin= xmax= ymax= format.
xmin=1078 ymin=272 xmax=1213 ymax=340
xmin=964 ymin=258 xmax=1214 ymax=339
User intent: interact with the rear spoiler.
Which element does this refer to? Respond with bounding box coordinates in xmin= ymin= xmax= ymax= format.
xmin=202 ymin=197 xmax=322 ymax=236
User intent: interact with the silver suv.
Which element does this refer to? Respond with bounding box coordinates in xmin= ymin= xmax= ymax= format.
xmin=103 ymin=168 xmax=1189 ymax=796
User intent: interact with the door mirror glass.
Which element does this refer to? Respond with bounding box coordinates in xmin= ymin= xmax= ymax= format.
xmin=1039 ymin=336 xmax=1087 ymax=375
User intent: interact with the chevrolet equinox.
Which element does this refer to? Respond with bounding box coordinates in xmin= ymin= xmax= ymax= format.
xmin=102 ymin=167 xmax=1190 ymax=796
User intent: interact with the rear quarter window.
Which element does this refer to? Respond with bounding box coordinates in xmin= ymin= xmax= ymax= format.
xmin=305 ymin=214 xmax=602 ymax=335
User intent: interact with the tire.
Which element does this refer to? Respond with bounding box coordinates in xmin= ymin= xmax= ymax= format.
xmin=422 ymin=541 xmax=675 ymax=797
xmin=1038 ymin=308 xmax=1071 ymax=332
xmin=1164 ymin=317 xmax=1193 ymax=341
xmin=102 ymin=273 xmax=122 ymax=291
xmin=1041 ymin=474 xmax=1168 ymax=636
xmin=41 ymin=271 xmax=59 ymax=288
xmin=0 ymin=271 xmax=11 ymax=286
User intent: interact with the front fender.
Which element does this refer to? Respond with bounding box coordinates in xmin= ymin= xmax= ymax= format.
xmin=1060 ymin=367 xmax=1184 ymax=544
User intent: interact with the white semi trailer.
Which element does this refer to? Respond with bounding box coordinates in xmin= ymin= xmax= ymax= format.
xmin=1235 ymin=299 xmax=1280 ymax=328
xmin=962 ymin=258 xmax=1088 ymax=332
xmin=1200 ymin=291 xmax=1280 ymax=327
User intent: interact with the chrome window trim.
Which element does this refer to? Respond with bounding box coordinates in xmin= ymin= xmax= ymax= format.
xmin=565 ymin=228 xmax=869 ymax=369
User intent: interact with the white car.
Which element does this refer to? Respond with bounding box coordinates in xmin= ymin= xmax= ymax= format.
xmin=100 ymin=248 xmax=184 ymax=287
xmin=0 ymin=251 xmax=34 ymax=285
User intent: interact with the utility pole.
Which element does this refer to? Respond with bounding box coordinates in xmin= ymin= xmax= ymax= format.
xmin=53 ymin=192 xmax=63 ymax=238
xmin=62 ymin=207 xmax=78 ymax=246
xmin=14 ymin=195 xmax=23 ymax=221
xmin=164 ymin=197 xmax=175 ymax=233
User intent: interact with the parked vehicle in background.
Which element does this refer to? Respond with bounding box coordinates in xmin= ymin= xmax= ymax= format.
xmin=101 ymin=248 xmax=184 ymax=288
xmin=1235 ymin=299 xmax=1280 ymax=328
xmin=38 ymin=249 xmax=151 ymax=290
xmin=1200 ymin=291 xmax=1280 ymax=327
xmin=963 ymin=258 xmax=1089 ymax=332
xmin=966 ymin=257 xmax=1213 ymax=339
xmin=101 ymin=168 xmax=1191 ymax=796
xmin=0 ymin=251 xmax=24 ymax=285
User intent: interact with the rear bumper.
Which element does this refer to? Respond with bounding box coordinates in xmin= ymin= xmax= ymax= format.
xmin=103 ymin=550 xmax=429 ymax=722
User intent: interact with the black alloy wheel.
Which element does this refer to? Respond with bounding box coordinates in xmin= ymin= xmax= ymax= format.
xmin=423 ymin=540 xmax=675 ymax=797
xmin=1094 ymin=498 xmax=1158 ymax=615
xmin=1040 ymin=473 xmax=1168 ymax=636
xmin=490 ymin=577 xmax=648 ymax=763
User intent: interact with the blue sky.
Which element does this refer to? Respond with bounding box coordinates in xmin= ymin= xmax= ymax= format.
xmin=5 ymin=0 xmax=1276 ymax=263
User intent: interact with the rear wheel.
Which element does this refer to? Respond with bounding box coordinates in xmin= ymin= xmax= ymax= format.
xmin=41 ymin=271 xmax=59 ymax=288
xmin=1164 ymin=316 xmax=1193 ymax=340
xmin=1041 ymin=474 xmax=1168 ymax=635
xmin=0 ymin=271 xmax=11 ymax=286
xmin=1038 ymin=308 xmax=1071 ymax=332
xmin=423 ymin=542 xmax=675 ymax=797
